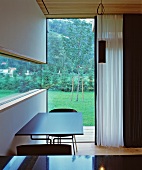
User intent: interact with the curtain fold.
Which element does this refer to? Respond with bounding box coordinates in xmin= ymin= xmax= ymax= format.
xmin=123 ymin=14 xmax=142 ymax=147
xmin=96 ymin=15 xmax=123 ymax=147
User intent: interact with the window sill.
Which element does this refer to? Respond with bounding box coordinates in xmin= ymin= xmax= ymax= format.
xmin=0 ymin=89 xmax=46 ymax=112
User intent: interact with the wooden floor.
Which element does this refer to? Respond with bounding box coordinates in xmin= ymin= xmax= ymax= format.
xmin=75 ymin=126 xmax=142 ymax=155
xmin=40 ymin=126 xmax=142 ymax=155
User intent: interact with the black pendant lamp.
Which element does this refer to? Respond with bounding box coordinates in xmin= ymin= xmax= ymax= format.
xmin=97 ymin=0 xmax=106 ymax=63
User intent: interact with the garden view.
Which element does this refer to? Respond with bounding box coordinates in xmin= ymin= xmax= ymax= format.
xmin=0 ymin=19 xmax=95 ymax=126
xmin=47 ymin=19 xmax=95 ymax=126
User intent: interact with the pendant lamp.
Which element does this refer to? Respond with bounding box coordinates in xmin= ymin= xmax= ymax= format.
xmin=97 ymin=0 xmax=106 ymax=63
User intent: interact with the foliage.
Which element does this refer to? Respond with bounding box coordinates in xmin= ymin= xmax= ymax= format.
xmin=47 ymin=19 xmax=94 ymax=93
xmin=0 ymin=57 xmax=42 ymax=93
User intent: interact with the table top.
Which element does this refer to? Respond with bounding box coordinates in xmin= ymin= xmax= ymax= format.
xmin=2 ymin=155 xmax=142 ymax=170
xmin=15 ymin=112 xmax=83 ymax=136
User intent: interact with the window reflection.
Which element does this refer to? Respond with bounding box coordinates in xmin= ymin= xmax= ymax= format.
xmin=49 ymin=156 xmax=93 ymax=170
xmin=3 ymin=155 xmax=142 ymax=170
xmin=2 ymin=156 xmax=93 ymax=170
xmin=3 ymin=156 xmax=26 ymax=170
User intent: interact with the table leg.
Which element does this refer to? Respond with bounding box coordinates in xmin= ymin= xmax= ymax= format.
xmin=30 ymin=135 xmax=52 ymax=144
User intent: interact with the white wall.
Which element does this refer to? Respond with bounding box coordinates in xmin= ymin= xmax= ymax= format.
xmin=0 ymin=0 xmax=47 ymax=155
xmin=0 ymin=0 xmax=46 ymax=63
xmin=0 ymin=91 xmax=47 ymax=155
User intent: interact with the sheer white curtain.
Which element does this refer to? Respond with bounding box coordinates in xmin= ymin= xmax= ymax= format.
xmin=96 ymin=15 xmax=123 ymax=147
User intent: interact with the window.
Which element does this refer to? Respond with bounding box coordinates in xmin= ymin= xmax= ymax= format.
xmin=0 ymin=54 xmax=43 ymax=103
xmin=47 ymin=19 xmax=95 ymax=126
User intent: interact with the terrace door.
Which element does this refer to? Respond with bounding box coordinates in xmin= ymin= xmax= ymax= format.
xmin=47 ymin=18 xmax=95 ymax=143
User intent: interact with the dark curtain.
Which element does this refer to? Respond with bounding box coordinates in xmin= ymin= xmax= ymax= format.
xmin=123 ymin=14 xmax=142 ymax=147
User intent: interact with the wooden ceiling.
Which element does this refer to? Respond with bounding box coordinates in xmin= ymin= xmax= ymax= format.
xmin=36 ymin=0 xmax=142 ymax=18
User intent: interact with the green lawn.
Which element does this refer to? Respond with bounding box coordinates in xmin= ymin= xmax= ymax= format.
xmin=0 ymin=90 xmax=18 ymax=98
xmin=48 ymin=90 xmax=95 ymax=126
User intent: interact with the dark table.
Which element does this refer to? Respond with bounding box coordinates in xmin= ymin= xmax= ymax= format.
xmin=15 ymin=112 xmax=83 ymax=136
xmin=2 ymin=155 xmax=142 ymax=170
xmin=15 ymin=112 xmax=83 ymax=155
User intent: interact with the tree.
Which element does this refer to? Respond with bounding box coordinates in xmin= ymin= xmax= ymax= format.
xmin=57 ymin=19 xmax=94 ymax=100
xmin=47 ymin=19 xmax=94 ymax=97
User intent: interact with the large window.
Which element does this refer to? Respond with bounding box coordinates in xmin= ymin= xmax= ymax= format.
xmin=0 ymin=54 xmax=43 ymax=103
xmin=0 ymin=19 xmax=95 ymax=128
xmin=47 ymin=19 xmax=95 ymax=126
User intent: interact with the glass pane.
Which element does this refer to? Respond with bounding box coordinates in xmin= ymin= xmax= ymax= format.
xmin=47 ymin=19 xmax=95 ymax=126
xmin=0 ymin=54 xmax=42 ymax=102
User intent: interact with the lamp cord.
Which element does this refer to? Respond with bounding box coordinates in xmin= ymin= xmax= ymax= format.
xmin=97 ymin=0 xmax=105 ymax=40
xmin=97 ymin=0 xmax=105 ymax=15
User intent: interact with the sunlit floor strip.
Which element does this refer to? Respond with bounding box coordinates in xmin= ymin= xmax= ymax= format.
xmin=3 ymin=156 xmax=26 ymax=170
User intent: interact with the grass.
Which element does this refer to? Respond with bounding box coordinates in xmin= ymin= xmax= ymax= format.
xmin=0 ymin=90 xmax=18 ymax=99
xmin=48 ymin=90 xmax=95 ymax=126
